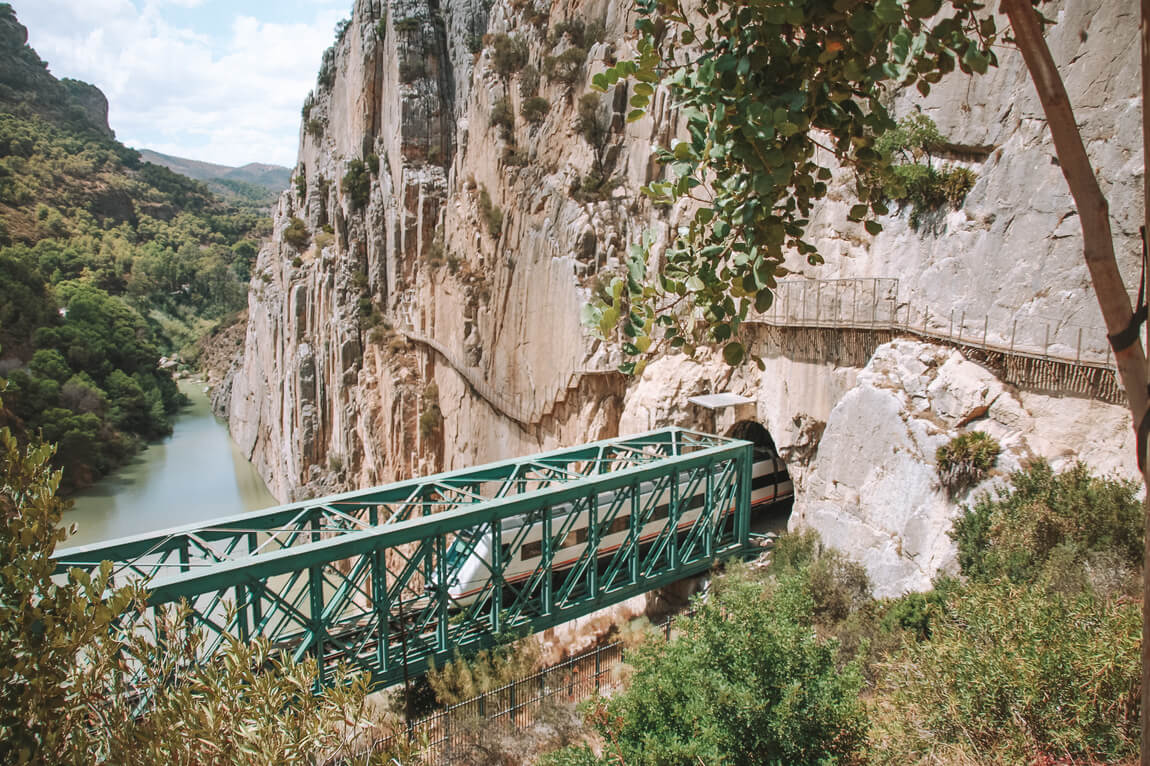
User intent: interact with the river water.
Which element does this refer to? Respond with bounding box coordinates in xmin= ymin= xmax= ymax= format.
xmin=65 ymin=380 xmax=278 ymax=548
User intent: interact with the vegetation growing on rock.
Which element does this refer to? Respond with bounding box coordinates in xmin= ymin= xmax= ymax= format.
xmin=935 ymin=430 xmax=999 ymax=496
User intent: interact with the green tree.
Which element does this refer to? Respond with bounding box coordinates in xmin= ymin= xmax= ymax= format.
xmin=584 ymin=0 xmax=996 ymax=371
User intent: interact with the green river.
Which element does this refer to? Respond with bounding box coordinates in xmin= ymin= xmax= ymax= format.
xmin=65 ymin=380 xmax=277 ymax=547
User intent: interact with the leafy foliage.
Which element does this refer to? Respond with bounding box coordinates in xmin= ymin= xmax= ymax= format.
xmin=935 ymin=430 xmax=999 ymax=496
xmin=521 ymin=96 xmax=551 ymax=124
xmin=489 ymin=97 xmax=515 ymax=135
xmin=0 ymin=397 xmax=392 ymax=763
xmin=489 ymin=33 xmax=529 ymax=78
xmin=873 ymin=114 xmax=977 ymax=226
xmin=427 ymin=635 xmax=541 ymax=705
xmin=591 ymin=565 xmax=868 ymax=765
xmin=283 ymin=216 xmax=310 ymax=250
xmin=477 ymin=185 xmax=503 ymax=238
xmin=341 ymin=158 xmax=371 ymax=209
xmin=544 ymin=47 xmax=588 ymax=86
xmin=950 ymin=459 xmax=1143 ymax=586
xmin=872 ymin=580 xmax=1139 ymax=763
xmin=585 ymin=0 xmax=997 ymax=371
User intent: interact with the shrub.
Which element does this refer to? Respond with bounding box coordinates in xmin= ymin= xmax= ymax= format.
xmin=365 ymin=152 xmax=380 ymax=174
xmin=294 ymin=166 xmax=307 ymax=199
xmin=291 ymin=256 xmax=302 ymax=268
xmin=949 ymin=459 xmax=1143 ymax=585
xmin=419 ymin=404 xmax=442 ymax=439
xmin=873 ymin=580 xmax=1139 ymax=763
xmin=489 ymin=34 xmax=528 ymax=77
xmin=935 ymin=430 xmax=999 ymax=496
xmin=502 ymin=145 xmax=530 ymax=166
xmin=306 ymin=117 xmax=325 ymax=138
xmin=543 ymin=47 xmax=587 ymax=85
xmin=283 ymin=216 xmax=310 ymax=250
xmin=477 ymin=186 xmax=502 ymax=237
xmin=341 ymin=158 xmax=371 ymax=209
xmin=519 ymin=64 xmax=540 ymax=97
xmin=593 ymin=566 xmax=868 ymax=764
xmin=549 ymin=19 xmax=604 ymax=49
xmin=873 ymin=114 xmax=977 ymax=227
xmin=521 ymin=95 xmax=550 ymax=124
xmin=428 ymin=636 xmax=540 ymax=705
xmin=314 ymin=230 xmax=334 ymax=251
xmin=489 ymin=97 xmax=514 ymax=135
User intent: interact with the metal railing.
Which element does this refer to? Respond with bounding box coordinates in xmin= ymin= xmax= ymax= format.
xmin=395 ymin=291 xmax=619 ymax=427
xmin=749 ymin=277 xmax=1121 ymax=370
xmin=366 ymin=611 xmax=692 ymax=765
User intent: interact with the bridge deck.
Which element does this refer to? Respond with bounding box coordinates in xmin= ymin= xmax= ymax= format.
xmin=56 ymin=428 xmax=754 ymax=689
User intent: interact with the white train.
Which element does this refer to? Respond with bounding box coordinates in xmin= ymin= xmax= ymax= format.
xmin=439 ymin=440 xmax=792 ymax=605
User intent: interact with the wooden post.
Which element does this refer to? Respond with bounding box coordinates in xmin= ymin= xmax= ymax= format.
xmin=1010 ymin=319 xmax=1017 ymax=354
xmin=983 ymin=316 xmax=989 ymax=348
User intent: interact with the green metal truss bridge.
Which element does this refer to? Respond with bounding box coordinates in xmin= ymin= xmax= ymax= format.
xmin=55 ymin=428 xmax=756 ymax=690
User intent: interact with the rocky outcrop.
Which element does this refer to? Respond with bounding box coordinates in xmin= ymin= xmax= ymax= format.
xmin=221 ymin=0 xmax=1142 ymax=595
xmin=791 ymin=340 xmax=1138 ymax=597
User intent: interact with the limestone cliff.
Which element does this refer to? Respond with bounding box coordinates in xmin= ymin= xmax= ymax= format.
xmin=221 ymin=0 xmax=1142 ymax=593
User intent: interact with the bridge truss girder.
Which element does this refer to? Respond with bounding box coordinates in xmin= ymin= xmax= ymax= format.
xmin=55 ymin=428 xmax=753 ymax=689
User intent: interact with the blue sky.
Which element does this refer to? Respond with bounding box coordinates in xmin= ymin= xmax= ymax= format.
xmin=10 ymin=0 xmax=351 ymax=167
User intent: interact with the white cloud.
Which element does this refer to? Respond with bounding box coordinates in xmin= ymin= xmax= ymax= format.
xmin=11 ymin=0 xmax=345 ymax=167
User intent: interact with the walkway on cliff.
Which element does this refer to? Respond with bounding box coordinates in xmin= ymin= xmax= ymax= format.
xmin=396 ymin=278 xmax=1125 ymax=427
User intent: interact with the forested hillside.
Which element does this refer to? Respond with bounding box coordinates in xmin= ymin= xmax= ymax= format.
xmin=0 ymin=3 xmax=268 ymax=490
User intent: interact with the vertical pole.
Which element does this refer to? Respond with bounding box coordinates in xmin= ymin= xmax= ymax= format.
xmin=436 ymin=535 xmax=449 ymax=651
xmin=309 ymin=562 xmax=326 ymax=690
xmin=668 ymin=469 xmax=679 ymax=570
xmin=958 ymin=311 xmax=965 ymax=344
xmin=588 ymin=492 xmax=599 ymax=597
xmin=491 ymin=519 xmax=503 ymax=635
xmin=737 ymin=448 xmax=751 ymax=551
xmin=1077 ymin=327 xmax=1083 ymax=362
xmin=852 ymin=280 xmax=858 ymax=326
xmin=542 ymin=505 xmax=553 ymax=616
xmin=802 ymin=281 xmax=808 ymax=324
xmin=704 ymin=463 xmax=714 ymax=560
xmin=949 ymin=310 xmax=954 ymax=340
xmin=374 ymin=547 xmax=389 ymax=672
xmin=594 ymin=645 xmax=601 ymax=693
xmin=629 ymin=481 xmax=639 ymax=585
xmin=235 ymin=584 xmax=249 ymax=642
xmin=1044 ymin=324 xmax=1050 ymax=358
xmin=815 ymin=281 xmax=821 ymax=325
xmin=983 ymin=316 xmax=989 ymax=348
xmin=1011 ymin=319 xmax=1017 ymax=354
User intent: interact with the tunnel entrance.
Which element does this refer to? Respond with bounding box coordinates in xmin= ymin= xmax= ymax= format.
xmin=726 ymin=419 xmax=793 ymax=535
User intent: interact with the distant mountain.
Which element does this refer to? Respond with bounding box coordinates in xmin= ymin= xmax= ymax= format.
xmin=138 ymin=149 xmax=291 ymax=200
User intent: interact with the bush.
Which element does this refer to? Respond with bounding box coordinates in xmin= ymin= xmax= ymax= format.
xmin=283 ymin=216 xmax=310 ymax=250
xmin=593 ymin=566 xmax=868 ymax=765
xmin=873 ymin=580 xmax=1139 ymax=763
xmin=306 ymin=117 xmax=325 ymax=138
xmin=949 ymin=459 xmax=1143 ymax=586
xmin=935 ymin=430 xmax=999 ymax=496
xmin=521 ymin=95 xmax=551 ymax=124
xmin=543 ymin=47 xmax=587 ymax=85
xmin=341 ymin=158 xmax=371 ymax=209
xmin=0 ymin=397 xmax=386 ymax=763
xmin=489 ymin=34 xmax=528 ymax=77
xmin=428 ymin=636 xmax=540 ymax=705
xmin=477 ymin=186 xmax=502 ymax=238
xmin=489 ymin=97 xmax=514 ymax=135
xmin=518 ymin=64 xmax=540 ymax=97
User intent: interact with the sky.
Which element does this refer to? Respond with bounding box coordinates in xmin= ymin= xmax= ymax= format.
xmin=11 ymin=0 xmax=351 ymax=168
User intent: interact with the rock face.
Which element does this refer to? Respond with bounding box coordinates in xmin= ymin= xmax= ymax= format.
xmin=221 ymin=0 xmax=1142 ymax=594
xmin=792 ymin=340 xmax=1138 ymax=597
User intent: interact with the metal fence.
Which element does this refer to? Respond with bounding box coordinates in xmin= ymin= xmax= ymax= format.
xmin=366 ymin=614 xmax=689 ymax=766
xmin=750 ymin=277 xmax=1123 ymax=371
xmin=394 ymin=290 xmax=618 ymax=426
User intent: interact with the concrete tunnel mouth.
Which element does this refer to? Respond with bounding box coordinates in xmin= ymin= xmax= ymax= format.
xmin=725 ymin=419 xmax=793 ymax=536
